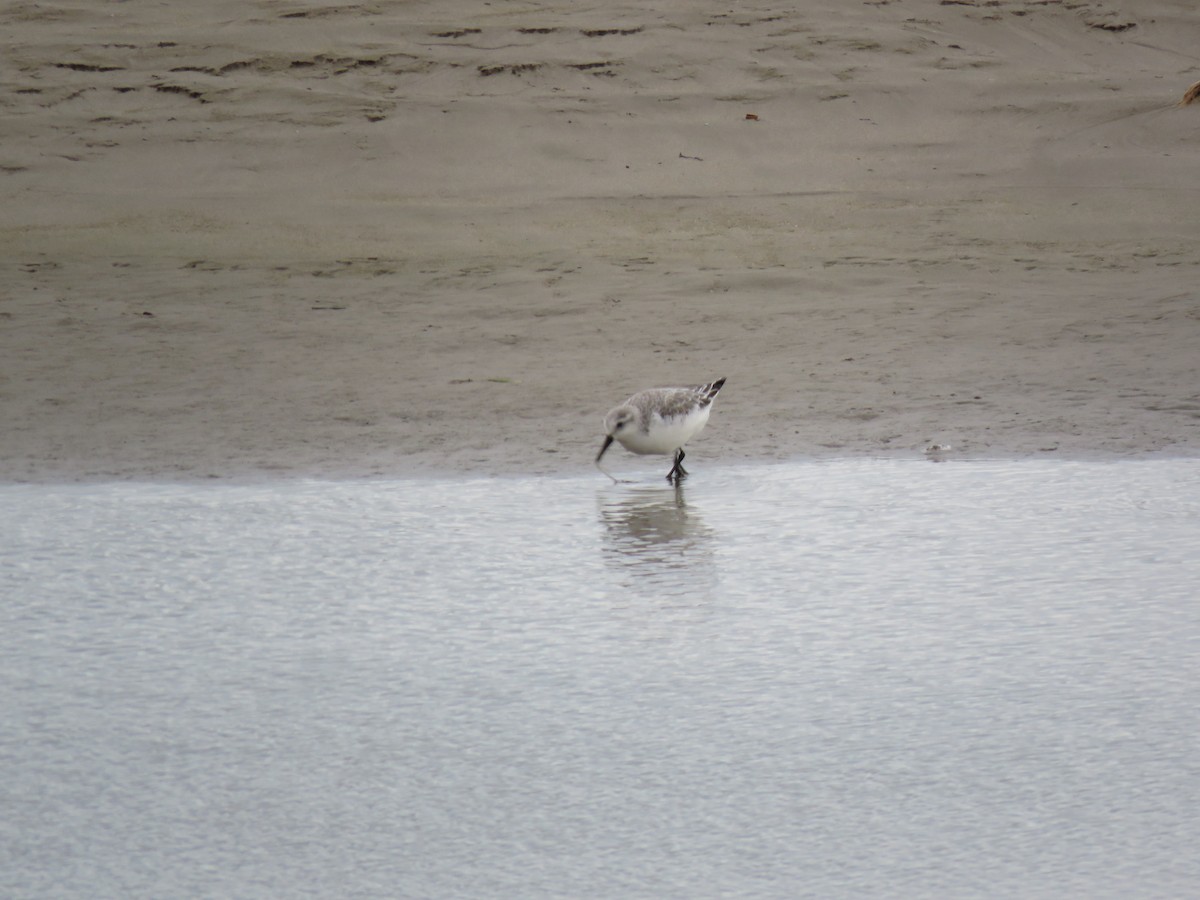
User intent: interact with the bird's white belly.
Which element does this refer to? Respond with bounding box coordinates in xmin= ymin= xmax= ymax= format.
xmin=616 ymin=408 xmax=710 ymax=455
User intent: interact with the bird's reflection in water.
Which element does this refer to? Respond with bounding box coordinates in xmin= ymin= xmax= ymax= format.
xmin=598 ymin=482 xmax=717 ymax=601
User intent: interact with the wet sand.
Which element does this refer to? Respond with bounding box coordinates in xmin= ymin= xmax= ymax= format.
xmin=3 ymin=0 xmax=1199 ymax=481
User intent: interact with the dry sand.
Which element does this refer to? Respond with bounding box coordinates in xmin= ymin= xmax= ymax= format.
xmin=2 ymin=0 xmax=1199 ymax=481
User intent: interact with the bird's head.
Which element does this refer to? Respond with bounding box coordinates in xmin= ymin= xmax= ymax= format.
xmin=596 ymin=405 xmax=636 ymax=462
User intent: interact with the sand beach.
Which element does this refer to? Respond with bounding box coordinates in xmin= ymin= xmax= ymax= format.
xmin=2 ymin=0 xmax=1199 ymax=480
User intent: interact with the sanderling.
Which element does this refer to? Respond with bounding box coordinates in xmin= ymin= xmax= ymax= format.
xmin=596 ymin=377 xmax=726 ymax=483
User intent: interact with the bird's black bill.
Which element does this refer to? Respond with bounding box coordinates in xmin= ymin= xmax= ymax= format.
xmin=596 ymin=434 xmax=614 ymax=463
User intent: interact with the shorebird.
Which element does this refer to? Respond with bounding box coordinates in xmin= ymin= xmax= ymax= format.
xmin=595 ymin=377 xmax=726 ymax=483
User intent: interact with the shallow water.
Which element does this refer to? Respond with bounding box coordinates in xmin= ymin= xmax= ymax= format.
xmin=3 ymin=460 xmax=1199 ymax=898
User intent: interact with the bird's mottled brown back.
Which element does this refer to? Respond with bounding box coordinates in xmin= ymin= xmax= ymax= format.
xmin=630 ymin=377 xmax=725 ymax=431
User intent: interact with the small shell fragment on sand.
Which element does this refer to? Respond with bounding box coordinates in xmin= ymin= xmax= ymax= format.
xmin=1181 ymin=81 xmax=1200 ymax=107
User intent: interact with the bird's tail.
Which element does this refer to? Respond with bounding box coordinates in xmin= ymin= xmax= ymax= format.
xmin=697 ymin=377 xmax=726 ymax=408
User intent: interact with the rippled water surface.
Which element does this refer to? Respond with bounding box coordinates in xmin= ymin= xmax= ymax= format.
xmin=3 ymin=460 xmax=1199 ymax=898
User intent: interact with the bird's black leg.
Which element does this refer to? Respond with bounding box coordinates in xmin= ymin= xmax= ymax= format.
xmin=666 ymin=448 xmax=688 ymax=483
